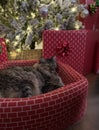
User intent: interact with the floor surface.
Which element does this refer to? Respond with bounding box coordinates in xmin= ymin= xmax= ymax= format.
xmin=66 ymin=73 xmax=99 ymax=130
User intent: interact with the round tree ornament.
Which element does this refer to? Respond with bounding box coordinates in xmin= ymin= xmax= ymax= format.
xmin=39 ymin=5 xmax=48 ymax=17
xmin=80 ymin=9 xmax=89 ymax=18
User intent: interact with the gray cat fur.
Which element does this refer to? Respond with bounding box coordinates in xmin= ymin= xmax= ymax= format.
xmin=0 ymin=57 xmax=64 ymax=98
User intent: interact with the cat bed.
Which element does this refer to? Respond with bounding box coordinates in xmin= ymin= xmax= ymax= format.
xmin=0 ymin=61 xmax=88 ymax=130
xmin=0 ymin=38 xmax=88 ymax=130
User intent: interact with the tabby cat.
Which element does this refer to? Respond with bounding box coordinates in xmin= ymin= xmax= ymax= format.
xmin=0 ymin=57 xmax=64 ymax=98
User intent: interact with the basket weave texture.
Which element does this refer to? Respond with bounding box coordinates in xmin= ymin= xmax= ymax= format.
xmin=8 ymin=49 xmax=42 ymax=60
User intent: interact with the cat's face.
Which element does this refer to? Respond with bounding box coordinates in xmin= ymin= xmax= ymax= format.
xmin=39 ymin=57 xmax=57 ymax=76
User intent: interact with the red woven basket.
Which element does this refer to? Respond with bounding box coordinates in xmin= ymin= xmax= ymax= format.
xmin=0 ymin=39 xmax=88 ymax=130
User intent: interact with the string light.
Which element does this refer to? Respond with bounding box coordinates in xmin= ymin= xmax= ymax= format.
xmin=75 ymin=25 xmax=80 ymax=30
xmin=16 ymin=35 xmax=20 ymax=40
xmin=9 ymin=51 xmax=17 ymax=59
xmin=70 ymin=6 xmax=77 ymax=13
xmin=16 ymin=16 xmax=19 ymax=20
xmin=51 ymin=0 xmax=54 ymax=4
xmin=1 ymin=8 xmax=4 ymax=12
xmin=55 ymin=27 xmax=59 ymax=30
xmin=0 ymin=0 xmax=89 ymax=51
xmin=16 ymin=48 xmax=21 ymax=52
xmin=74 ymin=22 xmax=80 ymax=30
xmin=27 ymin=25 xmax=32 ymax=32
xmin=14 ymin=41 xmax=18 ymax=46
xmin=6 ymin=39 xmax=10 ymax=43
xmin=31 ymin=13 xmax=36 ymax=18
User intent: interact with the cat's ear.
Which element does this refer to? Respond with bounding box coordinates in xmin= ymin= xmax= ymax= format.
xmin=51 ymin=56 xmax=56 ymax=62
xmin=51 ymin=56 xmax=57 ymax=68
xmin=39 ymin=57 xmax=46 ymax=63
xmin=52 ymin=56 xmax=56 ymax=62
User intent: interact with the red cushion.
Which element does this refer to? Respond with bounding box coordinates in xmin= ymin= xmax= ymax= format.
xmin=0 ymin=60 xmax=88 ymax=130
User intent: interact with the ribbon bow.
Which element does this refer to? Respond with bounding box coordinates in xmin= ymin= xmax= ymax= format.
xmin=56 ymin=41 xmax=71 ymax=57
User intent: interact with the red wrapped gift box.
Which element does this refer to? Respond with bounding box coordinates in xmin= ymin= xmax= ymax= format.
xmin=43 ymin=30 xmax=97 ymax=75
xmin=94 ymin=42 xmax=99 ymax=74
xmin=80 ymin=0 xmax=99 ymax=30
xmin=80 ymin=0 xmax=94 ymax=4
xmin=83 ymin=8 xmax=99 ymax=30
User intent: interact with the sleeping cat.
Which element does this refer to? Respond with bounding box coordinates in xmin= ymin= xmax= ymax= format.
xmin=0 ymin=57 xmax=64 ymax=98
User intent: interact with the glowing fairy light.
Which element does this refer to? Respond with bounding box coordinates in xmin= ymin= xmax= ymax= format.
xmin=6 ymin=39 xmax=10 ymax=43
xmin=14 ymin=41 xmax=18 ymax=46
xmin=55 ymin=27 xmax=59 ymax=30
xmin=16 ymin=48 xmax=21 ymax=52
xmin=1 ymin=8 xmax=4 ymax=12
xmin=70 ymin=6 xmax=77 ymax=13
xmin=31 ymin=13 xmax=35 ymax=18
xmin=75 ymin=23 xmax=80 ymax=30
xmin=16 ymin=16 xmax=19 ymax=20
xmin=10 ymin=51 xmax=17 ymax=59
xmin=51 ymin=0 xmax=55 ymax=4
xmin=27 ymin=25 xmax=32 ymax=32
xmin=16 ymin=35 xmax=20 ymax=40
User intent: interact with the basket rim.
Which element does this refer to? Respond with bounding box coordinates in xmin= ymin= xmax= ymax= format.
xmin=0 ymin=60 xmax=88 ymax=102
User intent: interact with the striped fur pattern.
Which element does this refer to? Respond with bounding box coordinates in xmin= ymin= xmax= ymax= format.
xmin=0 ymin=57 xmax=64 ymax=98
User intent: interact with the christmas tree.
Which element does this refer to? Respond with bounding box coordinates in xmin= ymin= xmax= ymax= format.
xmin=0 ymin=0 xmax=89 ymax=51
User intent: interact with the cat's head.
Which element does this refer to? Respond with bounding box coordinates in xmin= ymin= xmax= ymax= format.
xmin=38 ymin=56 xmax=57 ymax=77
